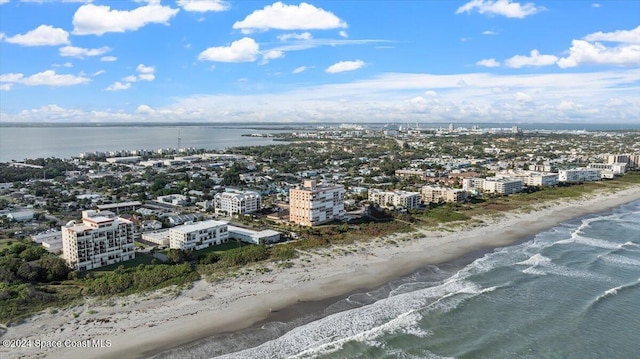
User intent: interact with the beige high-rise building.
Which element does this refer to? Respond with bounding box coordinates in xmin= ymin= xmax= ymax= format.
xmin=421 ymin=185 xmax=467 ymax=204
xmin=289 ymin=180 xmax=345 ymax=226
xmin=62 ymin=211 xmax=135 ymax=271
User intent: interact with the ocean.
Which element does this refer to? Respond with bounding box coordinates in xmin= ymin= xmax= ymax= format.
xmin=0 ymin=126 xmax=289 ymax=162
xmin=155 ymin=200 xmax=640 ymax=359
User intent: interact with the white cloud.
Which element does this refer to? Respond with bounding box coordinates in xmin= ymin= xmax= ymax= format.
xmin=558 ymin=100 xmax=577 ymax=110
xmin=514 ymin=91 xmax=532 ymax=102
xmin=476 ymin=58 xmax=500 ymax=67
xmin=4 ymin=69 xmax=640 ymax=123
xmin=557 ymin=40 xmax=640 ymax=68
xmin=176 ymin=0 xmax=229 ymax=12
xmin=584 ymin=25 xmax=640 ymax=44
xmin=2 ymin=24 xmax=69 ymax=46
xmin=591 ymin=3 xmax=601 ymax=8
xmin=122 ymin=75 xmax=138 ymax=82
xmin=52 ymin=62 xmax=73 ymax=68
xmin=92 ymin=70 xmax=105 ymax=76
xmin=233 ymin=2 xmax=347 ymax=34
xmin=0 ymin=70 xmax=89 ymax=87
xmin=424 ymin=90 xmax=438 ymax=97
xmin=72 ymin=2 xmax=179 ymax=35
xmin=0 ymin=83 xmax=12 ymax=91
xmin=100 ymin=56 xmax=117 ymax=62
xmin=261 ymin=50 xmax=284 ymax=64
xmin=198 ymin=37 xmax=260 ymax=62
xmin=105 ymin=81 xmax=131 ymax=91
xmin=339 ymin=30 xmax=348 ymax=38
xmin=505 ymin=49 xmax=558 ymax=68
xmin=292 ymin=65 xmax=307 ymax=74
xmin=482 ymin=30 xmax=498 ymax=35
xmin=456 ymin=0 xmax=541 ymax=18
xmin=59 ymin=45 xmax=111 ymax=58
xmin=136 ymin=104 xmax=155 ymax=113
xmin=0 ymin=0 xmax=10 ymax=5
xmin=136 ymin=64 xmax=155 ymax=81
xmin=277 ymin=32 xmax=312 ymax=41
xmin=325 ymin=60 xmax=364 ymax=73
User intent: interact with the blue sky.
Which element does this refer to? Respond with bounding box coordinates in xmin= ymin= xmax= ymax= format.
xmin=0 ymin=0 xmax=639 ymax=123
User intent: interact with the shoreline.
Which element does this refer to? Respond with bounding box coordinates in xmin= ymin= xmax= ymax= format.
xmin=2 ymin=186 xmax=640 ymax=359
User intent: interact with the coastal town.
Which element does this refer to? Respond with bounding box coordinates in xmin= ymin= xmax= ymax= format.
xmin=1 ymin=124 xmax=640 ymax=330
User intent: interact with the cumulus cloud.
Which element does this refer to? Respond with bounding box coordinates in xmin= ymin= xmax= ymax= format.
xmin=176 ymin=0 xmax=229 ymax=12
xmin=277 ymin=32 xmax=312 ymax=41
xmin=59 ymin=45 xmax=111 ymax=58
xmin=261 ymin=50 xmax=284 ymax=64
xmin=482 ymin=30 xmax=498 ymax=35
xmin=557 ymin=40 xmax=640 ymax=68
xmin=456 ymin=0 xmax=541 ymax=18
xmin=136 ymin=64 xmax=155 ymax=81
xmin=476 ymin=58 xmax=500 ymax=67
xmin=339 ymin=30 xmax=348 ymax=38
xmin=0 ymin=70 xmax=89 ymax=87
xmin=505 ymin=49 xmax=558 ymax=68
xmin=198 ymin=37 xmax=260 ymax=62
xmin=0 ymin=0 xmax=10 ymax=4
xmin=105 ymin=81 xmax=130 ymax=91
xmin=1 ymin=24 xmax=69 ymax=46
xmin=584 ymin=25 xmax=640 ymax=44
xmin=100 ymin=56 xmax=117 ymax=62
xmin=0 ymin=83 xmax=12 ymax=91
xmin=72 ymin=2 xmax=179 ymax=35
xmin=233 ymin=2 xmax=347 ymax=34
xmin=325 ymin=60 xmax=365 ymax=73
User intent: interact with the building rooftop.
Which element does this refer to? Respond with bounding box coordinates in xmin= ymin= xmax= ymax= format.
xmin=170 ymin=220 xmax=228 ymax=234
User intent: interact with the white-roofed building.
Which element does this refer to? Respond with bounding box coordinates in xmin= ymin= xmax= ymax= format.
xmin=214 ymin=189 xmax=261 ymax=216
xmin=169 ymin=220 xmax=229 ymax=250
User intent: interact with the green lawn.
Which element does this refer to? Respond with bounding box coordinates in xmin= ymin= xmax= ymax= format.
xmin=191 ymin=240 xmax=248 ymax=255
xmin=89 ymin=252 xmax=156 ymax=273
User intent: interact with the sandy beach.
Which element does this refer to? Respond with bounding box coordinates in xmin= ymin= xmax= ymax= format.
xmin=2 ymin=186 xmax=640 ymax=359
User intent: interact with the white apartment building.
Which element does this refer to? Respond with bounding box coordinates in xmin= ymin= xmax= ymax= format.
xmin=62 ymin=212 xmax=135 ymax=271
xmin=497 ymin=171 xmax=559 ymax=187
xmin=395 ymin=169 xmax=431 ymax=180
xmin=169 ymin=220 xmax=229 ymax=250
xmin=587 ymin=163 xmax=627 ymax=175
xmin=289 ymin=180 xmax=345 ymax=226
xmin=421 ymin=185 xmax=467 ymax=204
xmin=214 ymin=189 xmax=261 ymax=216
xmin=482 ymin=177 xmax=524 ymax=195
xmin=462 ymin=178 xmax=485 ymax=192
xmin=558 ymin=168 xmax=601 ymax=183
xmin=368 ymin=189 xmax=421 ymax=209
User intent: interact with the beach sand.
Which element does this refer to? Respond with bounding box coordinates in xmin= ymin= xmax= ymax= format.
xmin=2 ymin=186 xmax=640 ymax=359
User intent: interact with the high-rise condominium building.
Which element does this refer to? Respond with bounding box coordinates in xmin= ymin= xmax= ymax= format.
xmin=62 ymin=211 xmax=135 ymax=271
xmin=289 ymin=180 xmax=345 ymax=226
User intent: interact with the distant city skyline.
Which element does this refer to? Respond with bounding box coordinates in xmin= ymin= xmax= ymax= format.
xmin=0 ymin=0 xmax=639 ymax=123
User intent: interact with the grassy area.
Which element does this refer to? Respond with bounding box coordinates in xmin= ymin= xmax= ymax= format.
xmin=89 ymin=252 xmax=156 ymax=273
xmin=190 ymin=240 xmax=247 ymax=255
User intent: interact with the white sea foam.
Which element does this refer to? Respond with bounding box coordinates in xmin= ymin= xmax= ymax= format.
xmin=214 ymin=277 xmax=497 ymax=359
xmin=516 ymin=253 xmax=552 ymax=267
xmin=599 ymin=254 xmax=640 ymax=268
xmin=594 ymin=279 xmax=640 ymax=304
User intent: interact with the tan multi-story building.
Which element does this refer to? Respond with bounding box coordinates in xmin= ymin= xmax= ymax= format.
xmin=421 ymin=185 xmax=467 ymax=204
xmin=62 ymin=211 xmax=135 ymax=271
xmin=368 ymin=189 xmax=421 ymax=209
xmin=289 ymin=180 xmax=345 ymax=226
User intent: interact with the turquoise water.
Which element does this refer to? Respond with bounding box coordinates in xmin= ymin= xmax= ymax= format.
xmin=204 ymin=200 xmax=640 ymax=359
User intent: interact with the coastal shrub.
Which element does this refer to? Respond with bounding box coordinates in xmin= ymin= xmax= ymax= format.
xmin=84 ymin=263 xmax=198 ymax=296
xmin=219 ymin=245 xmax=270 ymax=267
xmin=269 ymin=244 xmax=297 ymax=260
